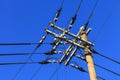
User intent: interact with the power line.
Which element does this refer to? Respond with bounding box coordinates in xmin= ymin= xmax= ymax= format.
xmin=75 ymin=54 xmax=119 ymax=79
xmin=91 ymin=49 xmax=120 ymax=64
xmin=84 ymin=0 xmax=99 ymax=30
xmin=49 ymin=64 xmax=61 ymax=80
xmin=84 ymin=70 xmax=105 ymax=80
xmin=95 ymin=63 xmax=120 ymax=77
xmin=27 ymin=0 xmax=65 ymax=79
xmin=0 ymin=61 xmax=106 ymax=80
xmin=92 ymin=0 xmax=120 ymax=42
xmin=0 ymin=62 xmax=39 ymax=66
xmin=68 ymin=0 xmax=83 ymax=30
xmin=30 ymin=65 xmax=43 ymax=80
xmin=0 ymin=52 xmax=44 ymax=56
xmin=76 ymin=0 xmax=83 ymax=14
xmin=0 ymin=42 xmax=52 ymax=46
xmin=77 ymin=53 xmax=120 ymax=77
xmin=88 ymin=0 xmax=99 ymax=21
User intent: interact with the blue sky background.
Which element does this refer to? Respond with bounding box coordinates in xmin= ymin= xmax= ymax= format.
xmin=0 ymin=0 xmax=120 ymax=80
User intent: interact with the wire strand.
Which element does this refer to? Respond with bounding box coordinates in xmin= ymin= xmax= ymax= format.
xmin=91 ymin=49 xmax=120 ymax=64
xmin=30 ymin=65 xmax=43 ymax=80
xmin=76 ymin=0 xmax=83 ymax=13
xmin=95 ymin=63 xmax=120 ymax=77
xmin=0 ymin=62 xmax=39 ymax=65
xmin=49 ymin=64 xmax=61 ymax=80
xmin=0 ymin=42 xmax=52 ymax=46
xmin=0 ymin=52 xmax=45 ymax=56
xmin=92 ymin=0 xmax=120 ymax=42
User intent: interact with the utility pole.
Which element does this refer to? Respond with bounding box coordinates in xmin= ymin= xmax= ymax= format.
xmin=42 ymin=22 xmax=99 ymax=80
xmin=81 ymin=27 xmax=97 ymax=80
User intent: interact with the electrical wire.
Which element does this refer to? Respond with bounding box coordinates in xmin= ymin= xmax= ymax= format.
xmin=76 ymin=54 xmax=120 ymax=77
xmin=76 ymin=52 xmax=120 ymax=77
xmin=87 ymin=0 xmax=99 ymax=22
xmin=0 ymin=62 xmax=39 ymax=66
xmin=30 ymin=65 xmax=43 ymax=80
xmin=64 ymin=66 xmax=67 ymax=80
xmin=91 ymin=49 xmax=120 ymax=64
xmin=11 ymin=31 xmax=49 ymax=80
xmin=92 ymin=0 xmax=120 ymax=42
xmin=56 ymin=64 xmax=58 ymax=80
xmin=95 ymin=63 xmax=120 ymax=77
xmin=84 ymin=0 xmax=99 ymax=30
xmin=0 ymin=61 xmax=106 ymax=80
xmin=0 ymin=52 xmax=45 ymax=56
xmin=29 ymin=0 xmax=65 ymax=79
xmin=60 ymin=0 xmax=64 ymax=8
xmin=84 ymin=70 xmax=105 ymax=80
xmin=49 ymin=64 xmax=61 ymax=80
xmin=30 ymin=45 xmax=66 ymax=80
xmin=68 ymin=0 xmax=83 ymax=30
xmin=97 ymin=53 xmax=120 ymax=64
xmin=0 ymin=42 xmax=52 ymax=46
xmin=76 ymin=0 xmax=83 ymax=14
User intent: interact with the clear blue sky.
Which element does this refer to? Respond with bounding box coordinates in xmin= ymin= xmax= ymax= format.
xmin=0 ymin=0 xmax=120 ymax=80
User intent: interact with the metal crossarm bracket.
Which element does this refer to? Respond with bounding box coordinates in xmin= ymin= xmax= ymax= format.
xmin=45 ymin=28 xmax=85 ymax=49
xmin=49 ymin=22 xmax=94 ymax=46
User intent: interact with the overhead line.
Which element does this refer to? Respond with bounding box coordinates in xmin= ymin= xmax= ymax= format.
xmin=87 ymin=0 xmax=99 ymax=21
xmin=29 ymin=0 xmax=65 ymax=79
xmin=76 ymin=0 xmax=83 ymax=13
xmin=0 ymin=62 xmax=39 ymax=66
xmin=93 ymin=0 xmax=120 ymax=42
xmin=30 ymin=65 xmax=43 ymax=80
xmin=97 ymin=52 xmax=120 ymax=64
xmin=84 ymin=0 xmax=99 ymax=29
xmin=76 ymin=54 xmax=120 ymax=78
xmin=0 ymin=52 xmax=44 ymax=56
xmin=49 ymin=64 xmax=61 ymax=80
xmin=0 ymin=42 xmax=51 ymax=46
xmin=68 ymin=0 xmax=83 ymax=30
xmin=91 ymin=49 xmax=120 ymax=64
xmin=95 ymin=63 xmax=120 ymax=77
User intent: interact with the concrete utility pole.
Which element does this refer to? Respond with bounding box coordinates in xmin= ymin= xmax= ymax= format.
xmin=45 ymin=22 xmax=97 ymax=80
xmin=81 ymin=27 xmax=97 ymax=80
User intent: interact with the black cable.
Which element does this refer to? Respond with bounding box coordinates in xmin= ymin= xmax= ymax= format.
xmin=0 ymin=62 xmax=39 ymax=65
xmin=97 ymin=52 xmax=120 ymax=64
xmin=88 ymin=0 xmax=99 ymax=21
xmin=69 ymin=63 xmax=105 ymax=80
xmin=0 ymin=42 xmax=52 ymax=46
xmin=91 ymin=49 xmax=120 ymax=64
xmin=30 ymin=65 xmax=43 ymax=80
xmin=84 ymin=0 xmax=99 ymax=30
xmin=29 ymin=0 xmax=65 ymax=79
xmin=0 ymin=52 xmax=45 ymax=56
xmin=76 ymin=54 xmax=120 ymax=78
xmin=60 ymin=0 xmax=64 ymax=8
xmin=95 ymin=63 xmax=120 ymax=77
xmin=68 ymin=0 xmax=83 ymax=30
xmin=76 ymin=0 xmax=83 ymax=13
xmin=49 ymin=64 xmax=61 ymax=80
xmin=92 ymin=0 xmax=120 ymax=42
xmin=84 ymin=71 xmax=105 ymax=80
